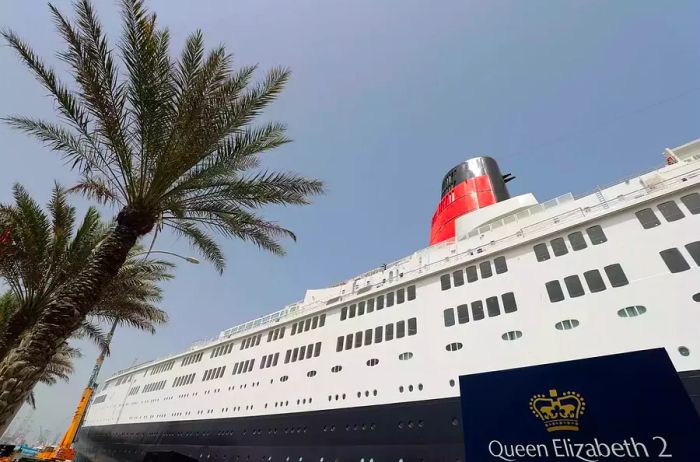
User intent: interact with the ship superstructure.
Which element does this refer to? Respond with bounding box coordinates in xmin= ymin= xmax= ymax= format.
xmin=76 ymin=138 xmax=700 ymax=462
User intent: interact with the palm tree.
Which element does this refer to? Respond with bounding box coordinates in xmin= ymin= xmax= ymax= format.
xmin=0 ymin=0 xmax=323 ymax=425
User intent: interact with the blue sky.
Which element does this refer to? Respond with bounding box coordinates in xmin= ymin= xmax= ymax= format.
xmin=1 ymin=0 xmax=698 ymax=440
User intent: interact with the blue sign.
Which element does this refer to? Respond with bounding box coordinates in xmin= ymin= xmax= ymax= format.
xmin=459 ymin=349 xmax=700 ymax=461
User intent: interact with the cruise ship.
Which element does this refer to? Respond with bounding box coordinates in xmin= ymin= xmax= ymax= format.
xmin=76 ymin=138 xmax=700 ymax=462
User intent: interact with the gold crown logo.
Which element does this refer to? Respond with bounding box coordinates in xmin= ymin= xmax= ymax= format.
xmin=530 ymin=389 xmax=586 ymax=432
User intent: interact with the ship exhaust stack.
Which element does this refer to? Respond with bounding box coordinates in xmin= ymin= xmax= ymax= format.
xmin=430 ymin=156 xmax=511 ymax=245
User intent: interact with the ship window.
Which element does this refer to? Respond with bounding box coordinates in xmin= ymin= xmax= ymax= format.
xmin=617 ymin=306 xmax=647 ymax=318
xmin=685 ymin=241 xmax=700 ymax=266
xmin=291 ymin=323 xmax=298 ymax=335
xmin=364 ymin=329 xmax=373 ymax=346
xmin=446 ymin=342 xmax=463 ymax=351
xmin=555 ymin=319 xmax=580 ymax=330
xmin=374 ymin=326 xmax=383 ymax=343
xmin=551 ymin=237 xmax=568 ymax=256
xmin=260 ymin=355 xmax=267 ymax=369
xmin=502 ymin=292 xmax=517 ymax=313
xmin=605 ymin=263 xmax=629 ymax=287
xmin=397 ymin=288 xmax=405 ymax=304
xmin=564 ymin=275 xmax=585 ymax=298
xmin=354 ymin=331 xmax=363 ymax=348
xmin=681 ymin=193 xmax=700 ymax=214
xmin=336 ymin=337 xmax=344 ymax=352
xmin=273 ymin=352 xmax=279 ymax=366
xmin=349 ymin=304 xmax=356 ymax=318
xmin=385 ymin=324 xmax=394 ymax=341
xmin=376 ymin=295 xmax=384 ymax=310
xmin=443 ymin=308 xmax=455 ymax=327
xmin=319 ymin=315 xmax=325 ymax=328
xmin=586 ymin=225 xmax=607 ymax=244
xmin=501 ymin=330 xmax=523 ymax=341
xmin=466 ymin=265 xmax=478 ymax=282
xmin=440 ymin=274 xmax=451 ymax=291
xmin=408 ymin=317 xmax=417 ymax=335
xmin=635 ymin=208 xmax=661 ymax=229
xmin=306 ymin=344 xmax=314 ymax=359
xmin=314 ymin=342 xmax=322 ymax=357
xmin=471 ymin=300 xmax=485 ymax=321
xmin=280 ymin=376 xmax=289 ymax=382
xmin=331 ymin=365 xmax=342 ymax=373
xmin=399 ymin=352 xmax=413 ymax=361
xmin=367 ymin=359 xmax=379 ymax=367
xmin=357 ymin=301 xmax=365 ymax=316
xmin=486 ymin=296 xmax=500 ymax=317
xmin=304 ymin=319 xmax=312 ymax=331
xmin=407 ymin=285 xmax=416 ymax=301
xmin=292 ymin=348 xmax=299 ymax=362
xmin=340 ymin=307 xmax=347 ymax=321
xmin=659 ymin=248 xmax=690 ymax=273
xmin=396 ymin=320 xmax=406 ymax=338
xmin=307 ymin=370 xmax=317 ymax=378
xmin=546 ymin=280 xmax=565 ymax=302
xmin=679 ymin=347 xmax=690 ymax=357
xmin=312 ymin=316 xmax=319 ymax=329
xmin=577 ymin=271 xmax=603 ymax=294
xmin=457 ymin=304 xmax=469 ymax=323
xmin=367 ymin=298 xmax=375 ymax=312
xmin=386 ymin=292 xmax=395 ymax=307
xmin=284 ymin=349 xmax=291 ymax=363
xmin=494 ymin=256 xmax=508 ymax=274
xmin=534 ymin=243 xmax=550 ymax=262
xmin=657 ymin=200 xmax=685 ymax=222
xmin=479 ymin=261 xmax=493 ymax=278
xmin=568 ymin=231 xmax=587 ymax=251
xmin=298 ymin=345 xmax=306 ymax=361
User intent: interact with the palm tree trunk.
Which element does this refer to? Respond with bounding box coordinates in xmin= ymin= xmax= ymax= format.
xmin=0 ymin=309 xmax=37 ymax=363
xmin=0 ymin=218 xmax=144 ymax=430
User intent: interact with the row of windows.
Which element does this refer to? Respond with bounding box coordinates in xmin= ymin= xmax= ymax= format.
xmin=340 ymin=285 xmax=416 ymax=321
xmin=211 ymin=342 xmax=234 ymax=358
xmin=635 ymin=194 xmax=700 ymax=229
xmin=533 ymin=225 xmax=607 ymax=262
xmin=659 ymin=241 xmax=700 ymax=273
xmin=545 ymin=264 xmax=629 ymax=302
xmin=149 ymin=361 xmax=174 ymax=375
xmin=284 ymin=342 xmax=322 ymax=363
xmin=173 ymin=373 xmax=196 ymax=387
xmin=93 ymin=395 xmax=107 ymax=404
xmin=202 ymin=367 xmax=226 ymax=382
xmin=259 ymin=352 xmax=280 ymax=369
xmin=142 ymin=380 xmax=167 ymax=393
xmin=240 ymin=334 xmax=262 ymax=350
xmin=336 ymin=318 xmax=418 ymax=352
xmin=127 ymin=386 xmax=140 ymax=396
xmin=266 ymin=327 xmax=286 ymax=342
xmin=232 ymin=359 xmax=255 ymax=375
xmin=290 ymin=314 xmax=326 ymax=335
xmin=180 ymin=352 xmax=203 ymax=367
xmin=441 ymin=256 xmax=507 ymax=291
xmin=443 ymin=292 xmax=518 ymax=327
xmin=111 ymin=375 xmax=132 ymax=387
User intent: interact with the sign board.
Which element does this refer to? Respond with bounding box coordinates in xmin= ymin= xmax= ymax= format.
xmin=459 ymin=349 xmax=700 ymax=461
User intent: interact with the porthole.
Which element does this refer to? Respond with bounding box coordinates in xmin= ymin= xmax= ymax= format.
xmin=693 ymin=292 xmax=700 ymax=302
xmin=501 ymin=330 xmax=523 ymax=341
xmin=449 ymin=379 xmax=456 ymax=387
xmin=331 ymin=365 xmax=342 ymax=373
xmin=307 ymin=370 xmax=317 ymax=378
xmin=679 ymin=346 xmax=690 ymax=357
xmin=398 ymin=352 xmax=413 ymax=361
xmin=399 ymin=386 xmax=404 ymax=393
xmin=445 ymin=342 xmax=463 ymax=351
xmin=554 ymin=319 xmax=580 ymax=330
xmin=280 ymin=376 xmax=289 ymax=382
xmin=366 ymin=358 xmax=379 ymax=367
xmin=617 ymin=306 xmax=647 ymax=318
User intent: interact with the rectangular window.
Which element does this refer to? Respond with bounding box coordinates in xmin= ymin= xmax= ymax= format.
xmin=546 ymin=280 xmax=565 ymax=302
xmin=386 ymin=291 xmax=395 ymax=307
xmin=686 ymin=241 xmax=700 ymax=266
xmin=660 ymin=248 xmax=690 ymax=273
xmin=385 ymin=324 xmax=394 ymax=341
xmin=583 ymin=269 xmax=606 ymax=292
xmin=284 ymin=350 xmax=291 ymax=364
xmin=681 ymin=193 xmax=700 ymax=215
xmin=457 ymin=304 xmax=469 ymax=323
xmin=494 ymin=256 xmax=508 ymax=274
xmin=364 ymin=329 xmax=373 ymax=346
xmin=244 ymin=359 xmax=250 ymax=372
xmin=551 ymin=237 xmax=568 ymax=256
xmin=267 ymin=354 xmax=274 ymax=368
xmin=336 ymin=336 xmax=344 ymax=352
xmin=408 ymin=317 xmax=417 ymax=335
xmin=440 ymin=274 xmax=451 ymax=290
xmin=397 ymin=288 xmax=405 ymax=304
xmin=248 ymin=360 xmax=254 ymax=371
xmin=604 ymin=264 xmax=629 ymax=286
xmin=657 ymin=200 xmax=685 ymax=222
xmin=367 ymin=298 xmax=375 ymax=312
xmin=306 ymin=344 xmax=313 ymax=359
xmin=586 ymin=225 xmax=607 ymax=244
xmin=396 ymin=320 xmax=406 ymax=338
xmin=374 ymin=326 xmax=383 ymax=343
xmin=443 ymin=308 xmax=455 ymax=327
xmin=273 ymin=352 xmax=279 ymax=366
xmin=635 ymin=208 xmax=661 ymax=229
xmin=349 ymin=304 xmax=356 ymax=318
xmin=502 ymin=292 xmax=517 ymax=313
xmin=486 ymin=296 xmax=501 ymax=317
xmin=407 ymin=285 xmax=416 ymax=300
xmin=318 ymin=316 xmax=325 ymax=328
xmin=233 ymin=363 xmax=240 ymax=375
xmin=345 ymin=334 xmax=353 ymax=350
xmin=314 ymin=342 xmax=322 ymax=357
xmin=466 ymin=265 xmax=478 ymax=282
xmin=453 ymin=270 xmax=464 ymax=286
xmin=358 ymin=301 xmax=366 ymax=315
xmin=568 ymin=231 xmax=587 ymax=251
xmin=471 ymin=301 xmax=485 ymax=321
xmin=304 ymin=319 xmax=311 ymax=331
xmin=260 ymin=355 xmax=267 ymax=369
xmin=564 ymin=275 xmax=585 ymax=298
xmin=534 ymin=243 xmax=550 ymax=262
xmin=312 ymin=316 xmax=319 ymax=329
xmin=291 ymin=322 xmax=298 ymax=335
xmin=376 ymin=295 xmax=384 ymax=310
xmin=479 ymin=261 xmax=493 ymax=278
xmin=355 ymin=331 xmax=363 ymax=348
xmin=299 ymin=345 xmax=306 ymax=360
xmin=292 ymin=348 xmax=299 ymax=362
xmin=340 ymin=307 xmax=347 ymax=321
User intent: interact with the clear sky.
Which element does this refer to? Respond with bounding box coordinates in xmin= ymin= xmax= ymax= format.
xmin=1 ymin=0 xmax=698 ymax=441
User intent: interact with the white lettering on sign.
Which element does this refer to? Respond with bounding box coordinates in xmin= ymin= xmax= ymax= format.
xmin=488 ymin=436 xmax=668 ymax=460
